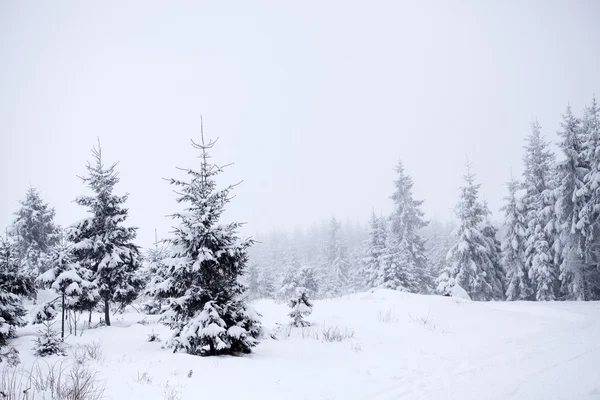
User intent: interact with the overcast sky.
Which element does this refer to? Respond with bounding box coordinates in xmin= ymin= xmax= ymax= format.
xmin=1 ymin=1 xmax=599 ymax=248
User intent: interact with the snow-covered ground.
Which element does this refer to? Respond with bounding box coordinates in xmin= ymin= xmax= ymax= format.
xmin=11 ymin=290 xmax=600 ymax=400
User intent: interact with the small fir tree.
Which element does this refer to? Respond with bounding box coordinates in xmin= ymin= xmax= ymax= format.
xmin=33 ymin=322 xmax=66 ymax=357
xmin=288 ymin=288 xmax=313 ymax=327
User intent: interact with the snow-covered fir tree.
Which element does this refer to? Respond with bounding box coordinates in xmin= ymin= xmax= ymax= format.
xmin=37 ymin=242 xmax=94 ymax=338
xmin=141 ymin=238 xmax=170 ymax=314
xmin=0 ymin=238 xmax=34 ymax=349
xmin=33 ymin=322 xmax=66 ymax=357
xmin=577 ymin=97 xmax=600 ymax=299
xmin=9 ymin=188 xmax=60 ymax=276
xmin=385 ymin=160 xmax=431 ymax=292
xmin=246 ymin=262 xmax=260 ymax=300
xmin=437 ymin=163 xmax=505 ymax=300
xmin=424 ymin=220 xmax=455 ymax=283
xmin=502 ymin=176 xmax=532 ymax=300
xmin=359 ymin=212 xmax=387 ymax=290
xmin=481 ymin=212 xmax=506 ymax=299
xmin=278 ymin=247 xmax=301 ymax=300
xmin=68 ymin=142 xmax=142 ymax=325
xmin=297 ymin=266 xmax=318 ymax=296
xmin=322 ymin=217 xmax=350 ymax=296
xmin=555 ymin=105 xmax=589 ymax=300
xmin=258 ymin=270 xmax=276 ymax=299
xmin=288 ymin=287 xmax=313 ymax=327
xmin=152 ymin=128 xmax=262 ymax=356
xmin=522 ymin=121 xmax=559 ymax=300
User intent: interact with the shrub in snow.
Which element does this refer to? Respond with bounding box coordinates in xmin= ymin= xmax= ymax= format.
xmin=155 ymin=126 xmax=262 ymax=356
xmin=68 ymin=141 xmax=143 ymax=326
xmin=33 ymin=322 xmax=66 ymax=357
xmin=147 ymin=331 xmax=160 ymax=342
xmin=288 ymin=288 xmax=313 ymax=327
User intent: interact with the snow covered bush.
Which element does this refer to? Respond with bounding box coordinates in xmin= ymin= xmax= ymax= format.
xmin=288 ymin=288 xmax=313 ymax=327
xmin=153 ymin=126 xmax=262 ymax=356
xmin=33 ymin=322 xmax=66 ymax=357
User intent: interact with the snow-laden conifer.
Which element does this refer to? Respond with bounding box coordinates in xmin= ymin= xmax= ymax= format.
xmin=502 ymin=176 xmax=531 ymax=300
xmin=154 ymin=124 xmax=262 ymax=356
xmin=522 ymin=121 xmax=559 ymax=300
xmin=386 ymin=161 xmax=431 ymax=292
xmin=68 ymin=142 xmax=142 ymax=325
xmin=9 ymin=188 xmax=60 ymax=276
xmin=288 ymin=287 xmax=313 ymax=327
xmin=437 ymin=163 xmax=505 ymax=300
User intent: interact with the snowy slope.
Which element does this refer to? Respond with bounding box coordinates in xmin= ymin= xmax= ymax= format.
xmin=11 ymin=290 xmax=600 ymax=400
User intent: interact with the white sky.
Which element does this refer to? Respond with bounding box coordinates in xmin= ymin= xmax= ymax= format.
xmin=1 ymin=1 xmax=599 ymax=248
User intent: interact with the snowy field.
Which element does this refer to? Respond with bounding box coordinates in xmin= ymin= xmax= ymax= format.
xmin=11 ymin=289 xmax=600 ymax=400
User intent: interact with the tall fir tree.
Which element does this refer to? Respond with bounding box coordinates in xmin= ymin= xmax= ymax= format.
xmin=437 ymin=163 xmax=505 ymax=300
xmin=322 ymin=217 xmax=349 ymax=296
xmin=68 ymin=142 xmax=142 ymax=325
xmin=522 ymin=121 xmax=559 ymax=300
xmin=9 ymin=188 xmax=60 ymax=276
xmin=502 ymin=176 xmax=532 ymax=300
xmin=578 ymin=96 xmax=600 ymax=299
xmin=152 ymin=127 xmax=262 ymax=356
xmin=555 ymin=105 xmax=589 ymax=299
xmin=386 ymin=160 xmax=431 ymax=292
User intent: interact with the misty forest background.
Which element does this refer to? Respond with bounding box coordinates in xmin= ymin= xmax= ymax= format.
xmin=3 ymin=96 xmax=600 ymax=329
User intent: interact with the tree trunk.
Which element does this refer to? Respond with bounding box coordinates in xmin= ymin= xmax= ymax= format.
xmin=88 ymin=309 xmax=92 ymax=327
xmin=104 ymin=300 xmax=111 ymax=326
xmin=61 ymin=293 xmax=65 ymax=340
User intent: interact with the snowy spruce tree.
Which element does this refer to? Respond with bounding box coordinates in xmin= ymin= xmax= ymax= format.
xmin=555 ymin=105 xmax=589 ymax=300
xmin=141 ymin=239 xmax=170 ymax=314
xmin=9 ymin=188 xmax=60 ymax=276
xmin=522 ymin=121 xmax=559 ymax=300
xmin=288 ymin=287 xmax=313 ymax=327
xmin=33 ymin=322 xmax=65 ymax=357
xmin=322 ymin=217 xmax=350 ymax=296
xmin=575 ymin=96 xmax=600 ymax=299
xmin=37 ymin=242 xmax=94 ymax=338
xmin=153 ymin=128 xmax=262 ymax=356
xmin=360 ymin=212 xmax=387 ymax=289
xmin=384 ymin=160 xmax=431 ymax=292
xmin=246 ymin=262 xmax=260 ymax=300
xmin=68 ymin=142 xmax=142 ymax=325
xmin=297 ymin=267 xmax=318 ymax=297
xmin=437 ymin=163 xmax=505 ymax=300
xmin=0 ymin=237 xmax=34 ymax=350
xmin=502 ymin=176 xmax=532 ymax=300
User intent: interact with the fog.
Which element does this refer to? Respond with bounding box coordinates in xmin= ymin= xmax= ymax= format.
xmin=1 ymin=1 xmax=599 ymax=247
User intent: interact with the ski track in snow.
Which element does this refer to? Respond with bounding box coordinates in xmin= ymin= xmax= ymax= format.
xmin=11 ymin=289 xmax=600 ymax=400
